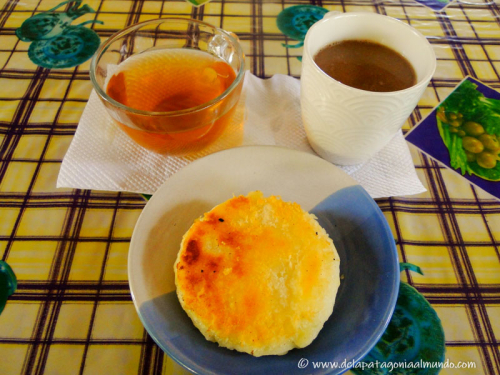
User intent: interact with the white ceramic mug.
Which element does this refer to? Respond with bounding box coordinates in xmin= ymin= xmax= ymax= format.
xmin=300 ymin=12 xmax=436 ymax=165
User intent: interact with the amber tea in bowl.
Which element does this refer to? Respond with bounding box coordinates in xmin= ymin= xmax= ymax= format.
xmin=90 ymin=18 xmax=245 ymax=155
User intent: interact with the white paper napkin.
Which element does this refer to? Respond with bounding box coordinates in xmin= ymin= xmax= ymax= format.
xmin=57 ymin=71 xmax=425 ymax=199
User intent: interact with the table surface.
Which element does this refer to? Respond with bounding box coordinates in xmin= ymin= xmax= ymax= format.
xmin=1 ymin=0 xmax=500 ymax=374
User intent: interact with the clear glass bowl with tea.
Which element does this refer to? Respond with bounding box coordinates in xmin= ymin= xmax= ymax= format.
xmin=90 ymin=18 xmax=245 ymax=155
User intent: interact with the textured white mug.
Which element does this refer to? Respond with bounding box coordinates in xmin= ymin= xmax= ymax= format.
xmin=300 ymin=12 xmax=436 ymax=165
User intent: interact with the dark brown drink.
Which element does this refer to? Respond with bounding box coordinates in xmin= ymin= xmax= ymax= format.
xmin=313 ymin=40 xmax=417 ymax=92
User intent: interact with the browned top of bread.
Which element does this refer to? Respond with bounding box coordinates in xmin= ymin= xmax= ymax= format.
xmin=174 ymin=191 xmax=340 ymax=356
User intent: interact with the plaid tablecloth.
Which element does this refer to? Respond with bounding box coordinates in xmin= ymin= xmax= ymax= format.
xmin=0 ymin=0 xmax=499 ymax=374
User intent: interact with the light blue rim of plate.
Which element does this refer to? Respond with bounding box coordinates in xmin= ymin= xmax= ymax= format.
xmin=133 ymin=184 xmax=399 ymax=375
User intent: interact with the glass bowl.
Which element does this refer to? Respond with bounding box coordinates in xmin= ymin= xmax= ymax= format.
xmin=90 ymin=18 xmax=245 ymax=155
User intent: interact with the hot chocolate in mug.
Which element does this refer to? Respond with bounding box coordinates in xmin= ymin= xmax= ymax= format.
xmin=300 ymin=11 xmax=436 ymax=165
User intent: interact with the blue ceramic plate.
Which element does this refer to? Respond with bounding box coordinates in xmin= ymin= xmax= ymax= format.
xmin=129 ymin=146 xmax=399 ymax=375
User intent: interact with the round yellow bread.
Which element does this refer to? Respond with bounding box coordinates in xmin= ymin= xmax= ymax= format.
xmin=174 ymin=191 xmax=340 ymax=357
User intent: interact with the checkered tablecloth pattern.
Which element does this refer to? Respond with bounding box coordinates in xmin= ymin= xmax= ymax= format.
xmin=0 ymin=0 xmax=500 ymax=374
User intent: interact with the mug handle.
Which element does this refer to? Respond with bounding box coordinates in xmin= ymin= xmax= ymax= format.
xmin=323 ymin=11 xmax=343 ymax=19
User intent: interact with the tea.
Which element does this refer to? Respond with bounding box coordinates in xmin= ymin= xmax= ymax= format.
xmin=105 ymin=48 xmax=240 ymax=154
xmin=313 ymin=40 xmax=416 ymax=92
